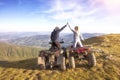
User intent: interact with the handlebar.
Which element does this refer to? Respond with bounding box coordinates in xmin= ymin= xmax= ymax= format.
xmin=49 ymin=41 xmax=64 ymax=44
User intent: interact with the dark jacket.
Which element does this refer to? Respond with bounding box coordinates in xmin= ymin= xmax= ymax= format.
xmin=51 ymin=25 xmax=66 ymax=42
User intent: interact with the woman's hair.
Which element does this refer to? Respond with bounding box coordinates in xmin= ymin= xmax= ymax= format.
xmin=74 ymin=26 xmax=79 ymax=31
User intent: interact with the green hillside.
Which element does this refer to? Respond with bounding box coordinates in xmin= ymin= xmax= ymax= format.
xmin=0 ymin=42 xmax=41 ymax=61
xmin=0 ymin=34 xmax=120 ymax=80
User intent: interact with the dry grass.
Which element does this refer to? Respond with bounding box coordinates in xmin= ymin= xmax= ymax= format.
xmin=0 ymin=34 xmax=120 ymax=80
xmin=0 ymin=57 xmax=120 ymax=80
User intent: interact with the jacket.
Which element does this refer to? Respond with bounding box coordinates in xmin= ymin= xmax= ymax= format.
xmin=51 ymin=25 xmax=66 ymax=42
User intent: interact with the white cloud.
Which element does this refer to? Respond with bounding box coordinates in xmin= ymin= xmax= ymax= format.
xmin=44 ymin=0 xmax=102 ymax=22
xmin=0 ymin=17 xmax=52 ymax=32
xmin=93 ymin=0 xmax=120 ymax=14
xmin=80 ymin=14 xmax=120 ymax=33
xmin=42 ymin=0 xmax=120 ymax=33
xmin=1 ymin=0 xmax=119 ymax=33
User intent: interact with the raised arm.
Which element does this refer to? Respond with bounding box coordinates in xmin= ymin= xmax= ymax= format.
xmin=67 ymin=23 xmax=74 ymax=32
xmin=59 ymin=24 xmax=67 ymax=32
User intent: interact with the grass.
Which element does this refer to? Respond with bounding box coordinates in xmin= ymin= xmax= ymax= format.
xmin=0 ymin=58 xmax=120 ymax=80
xmin=0 ymin=42 xmax=43 ymax=61
xmin=0 ymin=34 xmax=120 ymax=80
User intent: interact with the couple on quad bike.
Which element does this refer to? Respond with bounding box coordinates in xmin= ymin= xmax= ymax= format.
xmin=50 ymin=22 xmax=84 ymax=51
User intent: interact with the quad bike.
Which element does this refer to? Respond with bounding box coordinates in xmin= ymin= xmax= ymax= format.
xmin=38 ymin=39 xmax=98 ymax=70
xmin=38 ymin=41 xmax=67 ymax=70
xmin=68 ymin=46 xmax=97 ymax=68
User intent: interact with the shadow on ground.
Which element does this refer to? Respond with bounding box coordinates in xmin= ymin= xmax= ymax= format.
xmin=0 ymin=58 xmax=91 ymax=70
xmin=0 ymin=58 xmax=39 ymax=70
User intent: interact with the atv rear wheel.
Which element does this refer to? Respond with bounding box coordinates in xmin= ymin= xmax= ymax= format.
xmin=60 ymin=56 xmax=66 ymax=70
xmin=69 ymin=56 xmax=75 ymax=69
xmin=87 ymin=52 xmax=96 ymax=67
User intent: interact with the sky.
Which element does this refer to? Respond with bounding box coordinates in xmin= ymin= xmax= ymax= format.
xmin=0 ymin=0 xmax=120 ymax=33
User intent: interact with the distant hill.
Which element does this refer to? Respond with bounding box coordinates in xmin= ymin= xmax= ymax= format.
xmin=0 ymin=32 xmax=49 ymax=40
xmin=85 ymin=34 xmax=120 ymax=56
xmin=85 ymin=34 xmax=120 ymax=46
xmin=8 ymin=35 xmax=50 ymax=48
xmin=1 ymin=32 xmax=104 ymax=47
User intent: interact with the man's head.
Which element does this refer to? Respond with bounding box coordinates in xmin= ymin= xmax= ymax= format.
xmin=74 ymin=26 xmax=79 ymax=31
xmin=55 ymin=26 xmax=59 ymax=31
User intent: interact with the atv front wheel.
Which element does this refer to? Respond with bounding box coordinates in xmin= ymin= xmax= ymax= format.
xmin=60 ymin=56 xmax=66 ymax=70
xmin=39 ymin=64 xmax=45 ymax=70
xmin=38 ymin=57 xmax=46 ymax=69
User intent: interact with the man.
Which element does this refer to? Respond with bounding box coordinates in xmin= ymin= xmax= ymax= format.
xmin=50 ymin=24 xmax=67 ymax=50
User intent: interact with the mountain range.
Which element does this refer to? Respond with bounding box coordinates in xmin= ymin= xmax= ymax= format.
xmin=0 ymin=32 xmax=104 ymax=48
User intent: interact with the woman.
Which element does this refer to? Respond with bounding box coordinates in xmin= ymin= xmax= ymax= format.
xmin=68 ymin=23 xmax=84 ymax=49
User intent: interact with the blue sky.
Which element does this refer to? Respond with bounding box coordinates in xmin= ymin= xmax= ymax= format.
xmin=0 ymin=0 xmax=120 ymax=33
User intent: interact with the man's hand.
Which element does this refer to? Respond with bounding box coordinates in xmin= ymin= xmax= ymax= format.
xmin=67 ymin=22 xmax=69 ymax=25
xmin=67 ymin=22 xmax=70 ymax=27
xmin=65 ymin=22 xmax=68 ymax=27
